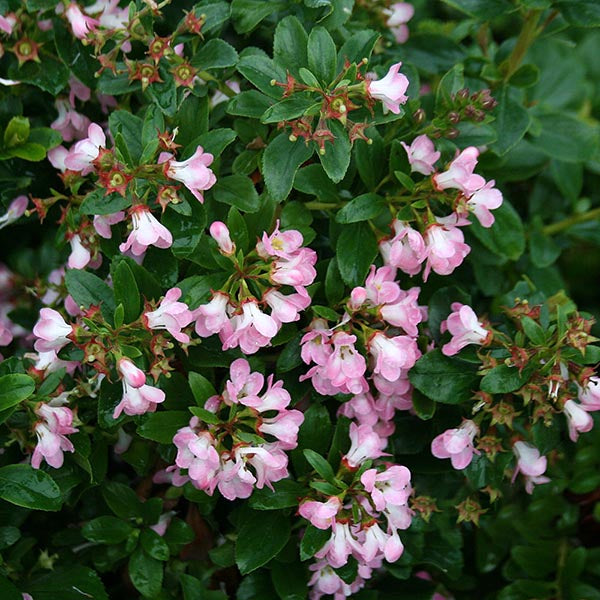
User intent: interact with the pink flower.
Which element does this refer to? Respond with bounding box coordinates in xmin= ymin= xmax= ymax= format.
xmin=258 ymin=409 xmax=304 ymax=449
xmin=423 ymin=218 xmax=471 ymax=280
xmin=300 ymin=318 xmax=332 ymax=366
xmin=578 ymin=376 xmax=600 ymax=411
xmin=344 ymin=422 xmax=387 ymax=468
xmin=209 ymin=221 xmax=235 ymax=255
xmin=369 ymin=332 xmax=420 ymax=382
xmin=432 ymin=146 xmax=486 ymax=196
xmin=431 ymin=420 xmax=479 ymax=470
xmin=380 ymin=287 xmax=423 ymax=337
xmin=144 ymin=288 xmax=193 ymax=344
xmin=31 ymin=401 xmax=78 ymax=469
xmin=323 ymin=332 xmax=368 ymax=395
xmin=93 ymin=211 xmax=126 ymax=239
xmin=67 ymin=234 xmax=91 ymax=270
xmin=163 ymin=146 xmax=216 ymax=203
xmin=367 ymin=62 xmax=409 ymax=114
xmin=441 ymin=303 xmax=489 ymax=356
xmin=223 ymin=358 xmax=264 ymax=407
xmin=33 ymin=308 xmax=72 ymax=352
xmin=384 ymin=2 xmax=414 ymax=43
xmin=361 ymin=465 xmax=412 ymax=512
xmin=150 ymin=512 xmax=173 ymax=537
xmin=257 ymin=222 xmax=304 ymax=259
xmin=222 ymin=300 xmax=279 ymax=354
xmin=64 ymin=123 xmax=106 ymax=175
xmin=28 ymin=350 xmax=78 ymax=375
xmin=48 ymin=146 xmax=69 ymax=172
xmin=400 ymin=135 xmax=440 ymax=176
xmin=315 ymin=521 xmax=357 ymax=568
xmin=563 ymin=399 xmax=593 ymax=442
xmin=512 ymin=441 xmax=550 ymax=494
xmin=248 ymin=375 xmax=291 ymax=412
xmin=264 ymin=288 xmax=311 ymax=324
xmin=380 ymin=221 xmax=427 ymax=276
xmin=174 ymin=425 xmax=220 ymax=493
xmin=68 ymin=75 xmax=91 ymax=106
xmin=0 ymin=195 xmax=28 ymax=230
xmin=359 ymin=522 xmax=404 ymax=563
xmin=299 ymin=497 xmax=342 ymax=530
xmin=117 ymin=357 xmax=146 ymax=388
xmin=0 ymin=13 xmax=16 ymax=35
xmin=113 ymin=381 xmax=165 ymax=417
xmin=51 ymin=99 xmax=91 ymax=142
xmin=119 ymin=206 xmax=173 ymax=255
xmin=270 ymin=248 xmax=318 ymax=287
xmin=194 ymin=292 xmax=230 ymax=337
xmin=65 ymin=3 xmax=99 ymax=39
xmin=362 ymin=265 xmax=400 ymax=306
xmin=464 ymin=180 xmax=503 ymax=227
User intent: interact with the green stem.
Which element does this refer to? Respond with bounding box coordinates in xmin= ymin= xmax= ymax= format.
xmin=304 ymin=201 xmax=342 ymax=211
xmin=504 ymin=9 xmax=543 ymax=81
xmin=542 ymin=207 xmax=600 ymax=235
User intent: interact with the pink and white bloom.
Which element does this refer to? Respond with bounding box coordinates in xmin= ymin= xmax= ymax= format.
xmin=512 ymin=441 xmax=550 ymax=494
xmin=300 ymin=318 xmax=332 ymax=366
xmin=209 ymin=221 xmax=235 ymax=255
xmin=117 ymin=357 xmax=146 ymax=388
xmin=578 ymin=376 xmax=600 ymax=411
xmin=400 ymin=135 xmax=440 ymax=176
xmin=380 ymin=287 xmax=423 ymax=337
xmin=119 ymin=206 xmax=173 ymax=255
xmin=359 ymin=522 xmax=404 ymax=563
xmin=173 ymin=424 xmax=220 ymax=493
xmin=162 ymin=146 xmax=216 ymax=203
xmin=324 ymin=332 xmax=368 ymax=395
xmin=51 ymin=98 xmax=90 ymax=142
xmin=0 ymin=13 xmax=16 ymax=35
xmin=65 ymin=2 xmax=99 ymax=39
xmin=423 ymin=218 xmax=471 ymax=280
xmin=0 ymin=195 xmax=28 ymax=230
xmin=113 ymin=381 xmax=165 ymax=418
xmin=432 ymin=146 xmax=485 ymax=197
xmin=431 ymin=420 xmax=479 ymax=470
xmin=33 ymin=308 xmax=72 ymax=352
xmin=264 ymin=288 xmax=311 ymax=324
xmin=384 ymin=2 xmax=414 ymax=44
xmin=299 ymin=497 xmax=342 ymax=530
xmin=270 ymin=248 xmax=317 ymax=287
xmin=344 ymin=422 xmax=387 ymax=468
xmin=144 ymin=288 xmax=193 ymax=344
xmin=222 ymin=300 xmax=279 ymax=354
xmin=48 ymin=146 xmax=70 ymax=173
xmin=367 ymin=62 xmax=409 ymax=114
xmin=380 ymin=221 xmax=427 ymax=276
xmin=194 ymin=292 xmax=230 ymax=337
xmin=67 ymin=234 xmax=91 ymax=270
xmin=68 ymin=75 xmax=91 ymax=106
xmin=315 ymin=521 xmax=357 ymax=568
xmin=361 ymin=465 xmax=412 ymax=512
xmin=369 ymin=332 xmax=420 ymax=383
xmin=257 ymin=222 xmax=304 ymax=259
xmin=93 ymin=211 xmax=126 ymax=239
xmin=31 ymin=401 xmax=78 ymax=469
xmin=258 ymin=409 xmax=304 ymax=449
xmin=464 ymin=180 xmax=503 ymax=227
xmin=64 ymin=123 xmax=106 ymax=175
xmin=563 ymin=399 xmax=593 ymax=442
xmin=222 ymin=358 xmax=264 ymax=407
xmin=441 ymin=303 xmax=489 ymax=356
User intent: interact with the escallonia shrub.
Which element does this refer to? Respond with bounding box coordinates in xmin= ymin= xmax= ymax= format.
xmin=0 ymin=0 xmax=600 ymax=598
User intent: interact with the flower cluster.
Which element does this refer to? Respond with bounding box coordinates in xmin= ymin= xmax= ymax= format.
xmin=161 ymin=359 xmax=304 ymax=500
xmin=301 ymin=265 xmax=422 ymax=441
xmin=194 ymin=222 xmax=316 ymax=354
xmin=379 ymin=143 xmax=503 ymax=280
xmin=302 ymin=424 xmax=413 ymax=597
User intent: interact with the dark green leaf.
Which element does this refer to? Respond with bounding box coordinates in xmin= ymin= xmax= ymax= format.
xmin=336 ymin=222 xmax=378 ymax=287
xmin=235 ymin=509 xmax=291 ymax=574
xmin=140 ymin=529 xmax=170 ymax=561
xmin=409 ymin=349 xmax=479 ymax=404
xmin=492 ymin=87 xmax=532 ymax=156
xmin=308 ymin=27 xmax=337 ymax=84
xmin=319 ymin=120 xmax=351 ymax=183
xmin=273 ymin=16 xmax=309 ymax=76
xmin=0 ymin=374 xmax=35 ymax=411
xmin=190 ymin=39 xmax=238 ymax=70
xmin=213 ymin=174 xmax=260 ymax=212
xmin=480 ymin=364 xmax=532 ymax=394
xmin=111 ymin=261 xmax=141 ymax=323
xmin=335 ymin=193 xmax=384 ymax=224
xmin=137 ymin=411 xmax=189 ymax=444
xmin=65 ymin=269 xmax=116 ymax=323
xmin=249 ymin=479 xmax=307 ymax=510
xmin=300 ymin=525 xmax=330 ymax=561
xmin=0 ymin=465 xmax=61 ymax=511
xmin=129 ymin=548 xmax=163 ymax=598
xmin=82 ymin=516 xmax=133 ymax=544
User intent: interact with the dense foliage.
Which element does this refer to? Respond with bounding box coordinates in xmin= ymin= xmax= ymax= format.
xmin=0 ymin=0 xmax=600 ymax=598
